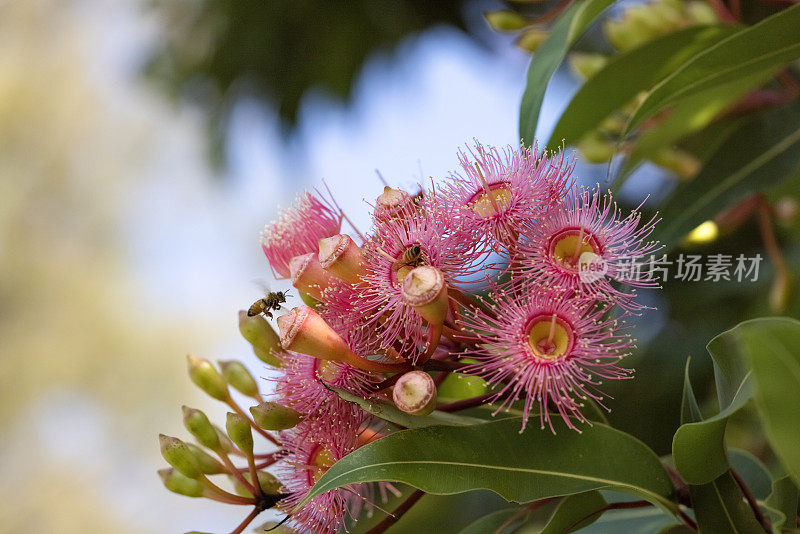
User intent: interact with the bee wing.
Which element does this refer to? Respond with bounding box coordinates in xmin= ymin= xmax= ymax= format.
xmin=251 ymin=278 xmax=272 ymax=295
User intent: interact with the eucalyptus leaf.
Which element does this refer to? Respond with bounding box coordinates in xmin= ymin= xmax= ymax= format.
xmin=329 ymin=385 xmax=483 ymax=428
xmin=689 ymin=472 xmax=764 ymax=534
xmin=458 ymin=508 xmax=523 ymax=534
xmin=626 ymin=3 xmax=800 ymax=133
xmin=653 ymin=101 xmax=800 ymax=248
xmin=728 ymin=449 xmax=772 ymax=501
xmin=519 ymin=0 xmax=614 ymax=146
xmin=301 ymin=418 xmax=675 ymax=510
xmin=733 ymin=317 xmax=800 ymax=486
xmin=518 ymin=491 xmax=607 ymax=533
xmin=547 ymin=25 xmax=737 ymax=151
xmin=765 ymin=476 xmax=799 ymax=532
xmin=671 ymin=322 xmax=755 ymax=485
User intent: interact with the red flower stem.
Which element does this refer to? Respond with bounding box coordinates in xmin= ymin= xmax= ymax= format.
xmin=442 ymin=324 xmax=480 ymax=345
xmin=199 ymin=475 xmax=254 ymax=505
xmin=422 ymin=359 xmax=469 ymax=372
xmin=732 ymin=468 xmax=771 ymax=532
xmin=229 ymin=506 xmax=262 ymax=534
xmin=678 ymin=508 xmax=698 ymax=531
xmin=436 ymin=392 xmax=494 ymax=412
xmin=705 ymin=0 xmax=738 ymax=22
xmin=364 ymin=489 xmax=425 ymax=534
xmin=216 ymin=450 xmax=259 ymax=496
xmin=373 ymin=369 xmax=412 ymax=391
xmin=246 ymin=450 xmax=263 ymax=496
xmin=434 ymin=370 xmax=451 ymax=386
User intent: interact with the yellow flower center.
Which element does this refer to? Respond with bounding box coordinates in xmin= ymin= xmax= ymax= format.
xmin=526 ymin=314 xmax=574 ymax=360
xmin=470 ymin=184 xmax=513 ymax=218
xmin=549 ymin=227 xmax=601 ymax=268
xmin=308 ymin=446 xmax=336 ymax=484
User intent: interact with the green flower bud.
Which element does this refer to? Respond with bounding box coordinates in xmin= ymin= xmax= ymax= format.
xmin=185 ymin=443 xmax=226 ymax=475
xmin=182 ymin=406 xmax=221 ymax=451
xmin=186 ymin=355 xmax=229 ymax=401
xmin=159 ymin=434 xmax=202 ymax=479
xmin=250 ymin=402 xmax=302 ymax=431
xmin=516 ymin=29 xmax=549 ymax=53
xmin=218 ymin=360 xmax=260 ymax=397
xmin=299 ymin=291 xmax=321 ymax=308
xmin=214 ymin=425 xmax=236 ymax=453
xmin=231 ymin=471 xmax=283 ymax=497
xmin=484 ymin=10 xmax=528 ymax=32
xmin=577 ymin=131 xmax=615 ymax=163
xmin=568 ymin=53 xmax=609 ymax=81
xmin=158 ymin=468 xmax=205 ymax=497
xmin=238 ymin=310 xmax=283 ymax=367
xmin=226 ymin=412 xmax=254 ymax=455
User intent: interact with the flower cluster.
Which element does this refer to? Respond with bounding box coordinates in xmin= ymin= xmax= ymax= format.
xmin=158 ymin=141 xmax=659 ymax=533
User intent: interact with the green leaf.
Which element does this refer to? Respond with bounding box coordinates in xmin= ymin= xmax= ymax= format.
xmin=458 ymin=508 xmax=522 ymax=534
xmin=689 ymin=472 xmax=764 ymax=534
xmin=615 ymin=70 xmax=768 ymax=184
xmin=547 ymin=25 xmax=736 ymax=151
xmin=573 ymin=506 xmax=679 ymax=533
xmin=733 ymin=317 xmax=800 ymax=486
xmin=519 ymin=0 xmax=614 ymax=146
xmin=653 ymin=100 xmax=800 ymax=248
xmin=672 ymin=328 xmax=755 ymax=485
xmin=765 ymin=476 xmax=799 ymax=531
xmin=329 ymin=385 xmax=484 ymax=428
xmin=301 ymin=418 xmax=674 ymax=509
xmin=728 ymin=449 xmax=772 ymax=501
xmin=626 ymin=3 xmax=800 ymax=133
xmin=524 ymin=491 xmax=608 ymax=533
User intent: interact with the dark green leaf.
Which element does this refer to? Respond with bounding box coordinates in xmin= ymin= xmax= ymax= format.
xmin=547 ymin=25 xmax=737 ymax=151
xmin=626 ymin=3 xmax=800 ymax=132
xmin=572 ymin=506 xmax=679 ymax=533
xmin=765 ymin=476 xmax=799 ymax=531
xmin=522 ymin=491 xmax=607 ymax=533
xmin=689 ymin=472 xmax=764 ymax=534
xmin=733 ymin=317 xmax=800 ymax=486
xmin=728 ymin=449 xmax=772 ymax=501
xmin=653 ymin=101 xmax=800 ymax=248
xmin=519 ymin=0 xmax=614 ymax=146
xmin=458 ymin=508 xmax=522 ymax=534
xmin=301 ymin=418 xmax=674 ymax=509
xmin=330 ymin=385 xmax=483 ymax=428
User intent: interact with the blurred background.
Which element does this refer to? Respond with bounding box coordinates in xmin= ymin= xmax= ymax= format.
xmin=0 ymin=0 xmax=796 ymax=533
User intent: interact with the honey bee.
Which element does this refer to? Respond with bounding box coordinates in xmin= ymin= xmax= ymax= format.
xmin=248 ymin=290 xmax=289 ymax=319
xmin=399 ymin=244 xmax=425 ymax=268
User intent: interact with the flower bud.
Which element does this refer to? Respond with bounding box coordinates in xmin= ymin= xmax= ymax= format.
xmin=568 ymin=53 xmax=608 ymax=80
xmin=159 ymin=434 xmax=202 ymax=479
xmin=250 ymin=402 xmax=302 ymax=430
xmin=290 ymin=253 xmax=335 ymax=301
xmin=401 ymin=266 xmax=448 ymax=325
xmin=277 ymin=306 xmax=352 ymax=362
xmin=182 ymin=406 xmax=221 ymax=451
xmin=484 ymin=10 xmax=527 ymax=32
xmin=393 ymin=371 xmax=437 ymax=416
xmin=185 ymin=443 xmax=226 ymax=474
xmin=225 ymin=412 xmax=254 ymax=455
xmin=318 ymin=234 xmax=366 ymax=284
xmin=516 ymin=29 xmax=549 ymax=53
xmin=375 ymin=187 xmax=415 ymax=220
xmin=214 ymin=425 xmax=236 ymax=453
xmin=232 ymin=471 xmax=283 ymax=497
xmin=186 ymin=355 xmax=229 ymax=402
xmin=238 ymin=311 xmax=283 ymax=367
xmin=278 ymin=306 xmax=408 ymax=373
xmin=158 ymin=468 xmax=205 ymax=498
xmin=577 ymin=131 xmax=614 ymax=163
xmin=218 ymin=360 xmax=259 ymax=398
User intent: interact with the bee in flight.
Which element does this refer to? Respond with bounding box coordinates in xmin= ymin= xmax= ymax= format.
xmin=248 ymin=290 xmax=289 ymax=319
xmin=399 ymin=244 xmax=425 ymax=268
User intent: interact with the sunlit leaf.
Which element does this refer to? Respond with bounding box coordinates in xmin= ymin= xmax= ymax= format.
xmin=547 ymin=25 xmax=736 ymax=151
xmin=519 ymin=0 xmax=615 ymax=146
xmin=625 ymin=3 xmax=800 ymax=132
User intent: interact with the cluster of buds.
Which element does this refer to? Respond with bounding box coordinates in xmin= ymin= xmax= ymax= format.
xmin=159 ymin=141 xmax=659 ymax=533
